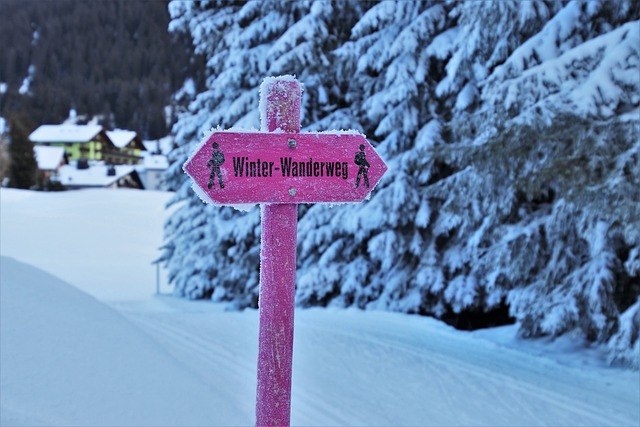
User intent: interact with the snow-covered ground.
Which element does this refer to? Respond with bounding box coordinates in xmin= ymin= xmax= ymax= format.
xmin=1 ymin=188 xmax=638 ymax=426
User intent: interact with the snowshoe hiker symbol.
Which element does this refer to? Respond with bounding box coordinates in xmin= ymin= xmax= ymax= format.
xmin=207 ymin=142 xmax=225 ymax=189
xmin=354 ymin=144 xmax=370 ymax=188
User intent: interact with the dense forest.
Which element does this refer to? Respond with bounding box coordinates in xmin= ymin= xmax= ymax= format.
xmin=0 ymin=0 xmax=202 ymax=139
xmin=161 ymin=0 xmax=639 ymax=368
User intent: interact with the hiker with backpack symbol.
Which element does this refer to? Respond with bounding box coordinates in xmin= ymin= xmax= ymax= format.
xmin=354 ymin=144 xmax=370 ymax=188
xmin=208 ymin=142 xmax=225 ymax=189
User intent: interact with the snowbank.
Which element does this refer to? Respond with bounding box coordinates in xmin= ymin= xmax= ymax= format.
xmin=0 ymin=256 xmax=244 ymax=426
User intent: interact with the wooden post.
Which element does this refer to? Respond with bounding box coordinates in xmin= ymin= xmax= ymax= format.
xmin=256 ymin=77 xmax=301 ymax=427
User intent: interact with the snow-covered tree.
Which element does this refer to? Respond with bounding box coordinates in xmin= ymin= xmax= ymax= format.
xmin=162 ymin=0 xmax=639 ymax=366
xmin=297 ymin=1 xmax=453 ymax=313
xmin=161 ymin=0 xmax=362 ymax=306
xmin=431 ymin=0 xmax=639 ymax=361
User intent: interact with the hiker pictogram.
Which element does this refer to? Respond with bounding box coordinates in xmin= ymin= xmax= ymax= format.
xmin=354 ymin=144 xmax=370 ymax=188
xmin=207 ymin=142 xmax=225 ymax=189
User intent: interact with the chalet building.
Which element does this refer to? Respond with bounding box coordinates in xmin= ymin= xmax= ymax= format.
xmin=139 ymin=153 xmax=169 ymax=190
xmin=57 ymin=164 xmax=144 ymax=189
xmin=28 ymin=123 xmax=162 ymax=191
xmin=33 ymin=145 xmax=66 ymax=188
xmin=29 ymin=124 xmax=113 ymax=167
xmin=106 ymin=129 xmax=146 ymax=165
xmin=139 ymin=138 xmax=170 ymax=190
xmin=29 ymin=124 xmax=146 ymax=167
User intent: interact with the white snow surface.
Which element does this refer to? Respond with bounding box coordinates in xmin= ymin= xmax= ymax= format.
xmin=33 ymin=145 xmax=65 ymax=171
xmin=1 ymin=256 xmax=241 ymax=426
xmin=57 ymin=164 xmax=138 ymax=188
xmin=1 ymin=188 xmax=638 ymax=426
xmin=106 ymin=129 xmax=138 ymax=149
xmin=18 ymin=65 xmax=35 ymax=96
xmin=142 ymin=135 xmax=174 ymax=155
xmin=29 ymin=124 xmax=103 ymax=144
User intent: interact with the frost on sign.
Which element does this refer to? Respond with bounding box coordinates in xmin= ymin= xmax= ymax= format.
xmin=183 ymin=131 xmax=388 ymax=205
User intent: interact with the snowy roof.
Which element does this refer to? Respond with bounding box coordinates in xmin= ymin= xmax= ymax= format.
xmin=34 ymin=146 xmax=65 ymax=170
xmin=142 ymin=154 xmax=169 ymax=170
xmin=143 ymin=135 xmax=173 ymax=155
xmin=29 ymin=124 xmax=103 ymax=144
xmin=57 ymin=164 xmax=137 ymax=187
xmin=106 ymin=129 xmax=139 ymax=149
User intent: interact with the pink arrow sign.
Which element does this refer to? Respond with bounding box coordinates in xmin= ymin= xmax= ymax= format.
xmin=183 ymin=131 xmax=387 ymax=205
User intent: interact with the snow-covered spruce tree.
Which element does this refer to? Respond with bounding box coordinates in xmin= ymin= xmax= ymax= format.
xmin=161 ymin=1 xmax=251 ymax=304
xmin=297 ymin=1 xmax=562 ymax=322
xmin=163 ymin=0 xmax=639 ymax=365
xmin=430 ymin=0 xmax=639 ymax=364
xmin=297 ymin=1 xmax=455 ymax=312
xmin=161 ymin=0 xmax=362 ymax=306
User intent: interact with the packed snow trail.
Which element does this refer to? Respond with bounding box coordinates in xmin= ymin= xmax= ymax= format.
xmin=1 ymin=188 xmax=639 ymax=426
xmin=120 ymin=301 xmax=639 ymax=426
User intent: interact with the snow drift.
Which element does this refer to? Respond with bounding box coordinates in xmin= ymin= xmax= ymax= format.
xmin=0 ymin=256 xmax=242 ymax=426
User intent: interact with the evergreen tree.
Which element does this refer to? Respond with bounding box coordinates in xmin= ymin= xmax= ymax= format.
xmin=0 ymin=126 xmax=11 ymax=184
xmin=162 ymin=0 xmax=362 ymax=305
xmin=431 ymin=1 xmax=639 ymax=365
xmin=163 ymin=0 xmax=640 ymax=367
xmin=7 ymin=113 xmax=37 ymax=189
xmin=298 ymin=1 xmax=453 ymax=311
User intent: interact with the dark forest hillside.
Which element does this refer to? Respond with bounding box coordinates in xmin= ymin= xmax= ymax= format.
xmin=0 ymin=0 xmax=203 ymax=139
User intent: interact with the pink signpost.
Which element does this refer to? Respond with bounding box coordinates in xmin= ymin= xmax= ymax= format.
xmin=183 ymin=131 xmax=386 ymax=204
xmin=183 ymin=76 xmax=387 ymax=426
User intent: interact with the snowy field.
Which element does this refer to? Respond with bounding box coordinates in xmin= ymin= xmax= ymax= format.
xmin=1 ymin=188 xmax=638 ymax=426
